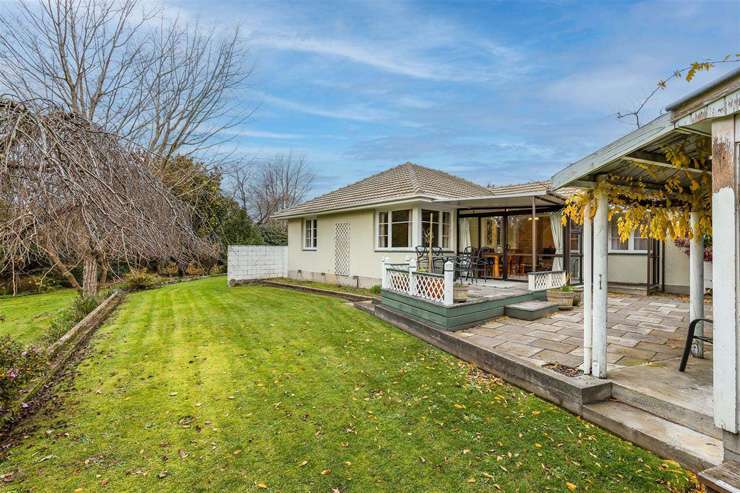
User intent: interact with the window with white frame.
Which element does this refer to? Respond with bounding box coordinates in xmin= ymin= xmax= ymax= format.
xmin=421 ymin=209 xmax=451 ymax=249
xmin=609 ymin=218 xmax=647 ymax=252
xmin=304 ymin=218 xmax=317 ymax=249
xmin=376 ymin=209 xmax=412 ymax=249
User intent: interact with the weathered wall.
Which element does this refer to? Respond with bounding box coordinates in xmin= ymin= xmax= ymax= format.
xmin=227 ymin=245 xmax=288 ymax=284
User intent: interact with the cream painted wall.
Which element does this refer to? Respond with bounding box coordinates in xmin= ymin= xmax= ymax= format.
xmin=664 ymin=239 xmax=690 ymax=289
xmin=287 ymin=210 xmax=423 ymax=287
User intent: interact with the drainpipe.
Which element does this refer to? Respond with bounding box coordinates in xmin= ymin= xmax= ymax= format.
xmin=582 ymin=202 xmax=593 ymax=375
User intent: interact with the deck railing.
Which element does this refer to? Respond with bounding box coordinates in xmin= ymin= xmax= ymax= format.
xmin=528 ymin=270 xmax=567 ymax=291
xmin=382 ymin=258 xmax=454 ymax=305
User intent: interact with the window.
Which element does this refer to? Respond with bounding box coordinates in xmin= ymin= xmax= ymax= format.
xmin=609 ymin=218 xmax=647 ymax=252
xmin=376 ymin=209 xmax=412 ymax=249
xmin=422 ymin=210 xmax=452 ymax=249
xmin=304 ymin=218 xmax=317 ymax=249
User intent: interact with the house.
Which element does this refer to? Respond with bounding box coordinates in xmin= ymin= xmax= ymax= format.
xmin=273 ymin=162 xmax=697 ymax=292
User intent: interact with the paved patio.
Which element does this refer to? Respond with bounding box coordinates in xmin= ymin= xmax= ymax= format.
xmin=455 ymin=292 xmax=713 ymax=370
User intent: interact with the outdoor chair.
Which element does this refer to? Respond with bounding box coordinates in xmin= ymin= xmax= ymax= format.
xmin=455 ymin=251 xmax=477 ymax=283
xmin=679 ymin=318 xmax=713 ymax=372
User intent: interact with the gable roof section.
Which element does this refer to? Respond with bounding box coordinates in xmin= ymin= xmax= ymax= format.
xmin=272 ymin=162 xmax=494 ymax=219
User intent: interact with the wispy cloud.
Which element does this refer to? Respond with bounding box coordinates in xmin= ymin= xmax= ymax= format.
xmin=252 ymin=90 xmax=394 ymax=122
xmin=218 ymin=128 xmax=304 ymax=139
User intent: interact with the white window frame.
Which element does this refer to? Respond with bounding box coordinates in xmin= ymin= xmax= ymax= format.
xmin=303 ymin=218 xmax=317 ymax=250
xmin=421 ymin=209 xmax=452 ymax=250
xmin=375 ymin=208 xmax=413 ymax=251
xmin=608 ymin=220 xmax=647 ymax=254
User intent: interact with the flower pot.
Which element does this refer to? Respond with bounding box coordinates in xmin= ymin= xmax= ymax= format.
xmin=453 ymin=284 xmax=469 ymax=303
xmin=547 ymin=289 xmax=575 ymax=310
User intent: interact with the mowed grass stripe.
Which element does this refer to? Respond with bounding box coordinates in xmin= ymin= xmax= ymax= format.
xmin=0 ymin=277 xmax=696 ymax=492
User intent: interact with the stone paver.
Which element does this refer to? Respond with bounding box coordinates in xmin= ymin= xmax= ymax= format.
xmin=458 ymin=293 xmax=712 ymax=371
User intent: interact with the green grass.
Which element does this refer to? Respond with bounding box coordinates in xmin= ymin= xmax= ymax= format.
xmin=272 ymin=277 xmax=378 ymax=297
xmin=0 ymin=289 xmax=77 ymax=344
xmin=0 ymin=277 xmax=695 ymax=492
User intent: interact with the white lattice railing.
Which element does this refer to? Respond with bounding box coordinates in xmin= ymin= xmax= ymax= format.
xmin=528 ymin=270 xmax=567 ymax=291
xmin=382 ymin=258 xmax=454 ymax=305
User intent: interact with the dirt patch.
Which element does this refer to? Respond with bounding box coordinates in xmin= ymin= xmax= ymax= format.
xmin=543 ymin=362 xmax=582 ymax=377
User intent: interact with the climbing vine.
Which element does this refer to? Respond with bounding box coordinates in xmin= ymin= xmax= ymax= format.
xmin=562 ymin=136 xmax=712 ymax=242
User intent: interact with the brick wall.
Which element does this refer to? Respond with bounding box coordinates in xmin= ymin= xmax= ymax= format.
xmin=227 ymin=245 xmax=288 ymax=284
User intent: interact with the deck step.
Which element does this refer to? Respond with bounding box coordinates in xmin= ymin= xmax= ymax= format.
xmin=504 ymin=300 xmax=560 ymax=321
xmin=612 ymin=381 xmax=720 ymax=439
xmin=699 ymin=462 xmax=740 ymax=493
xmin=583 ymin=400 xmax=722 ymax=471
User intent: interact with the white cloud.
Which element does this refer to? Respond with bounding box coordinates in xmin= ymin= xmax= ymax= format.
xmin=252 ymin=90 xmax=394 ymax=122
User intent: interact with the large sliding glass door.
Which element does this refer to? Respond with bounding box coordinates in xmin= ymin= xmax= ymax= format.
xmin=457 ymin=209 xmax=568 ymax=282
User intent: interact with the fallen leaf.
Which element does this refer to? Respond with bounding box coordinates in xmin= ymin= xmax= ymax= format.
xmin=566 ymin=482 xmax=577 ymax=491
xmin=256 ymin=482 xmax=268 ymax=489
xmin=157 ymin=471 xmax=169 ymax=479
xmin=321 ymin=469 xmax=331 ymax=476
xmin=299 ymin=460 xmax=308 ymax=467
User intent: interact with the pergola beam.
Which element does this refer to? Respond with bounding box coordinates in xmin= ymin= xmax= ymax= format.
xmin=623 ymin=151 xmax=709 ymax=175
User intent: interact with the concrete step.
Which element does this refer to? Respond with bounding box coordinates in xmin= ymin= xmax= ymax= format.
xmin=583 ymin=400 xmax=723 ymax=471
xmin=612 ymin=381 xmax=720 ymax=439
xmin=699 ymin=461 xmax=740 ymax=493
xmin=504 ymin=300 xmax=560 ymax=321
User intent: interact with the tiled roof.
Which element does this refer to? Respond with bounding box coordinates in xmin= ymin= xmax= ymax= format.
xmin=273 ymin=162 xmax=493 ymax=218
xmin=489 ymin=180 xmax=582 ymax=200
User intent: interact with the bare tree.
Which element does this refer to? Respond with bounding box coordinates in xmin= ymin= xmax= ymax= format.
xmin=248 ymin=154 xmax=314 ymax=225
xmin=0 ymin=0 xmax=250 ymax=162
xmin=0 ymin=97 xmax=216 ymax=296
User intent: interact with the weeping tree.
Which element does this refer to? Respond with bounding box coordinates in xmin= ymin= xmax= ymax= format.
xmin=0 ymin=98 xmax=217 ymax=296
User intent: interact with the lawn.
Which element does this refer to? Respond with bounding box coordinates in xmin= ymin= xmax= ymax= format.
xmin=0 ymin=277 xmax=695 ymax=492
xmin=271 ymin=277 xmax=379 ymax=297
xmin=0 ymin=289 xmax=77 ymax=344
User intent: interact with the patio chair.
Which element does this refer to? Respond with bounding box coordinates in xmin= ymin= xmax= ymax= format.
xmin=455 ymin=251 xmax=477 ymax=283
xmin=415 ymin=246 xmax=429 ymax=269
xmin=679 ymin=318 xmax=713 ymax=372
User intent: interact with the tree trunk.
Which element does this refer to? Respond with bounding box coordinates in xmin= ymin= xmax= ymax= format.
xmin=44 ymin=244 xmax=82 ymax=292
xmin=82 ymin=255 xmax=99 ymax=296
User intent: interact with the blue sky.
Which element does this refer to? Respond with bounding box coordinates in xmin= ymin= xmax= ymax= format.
xmin=170 ymin=0 xmax=739 ymax=197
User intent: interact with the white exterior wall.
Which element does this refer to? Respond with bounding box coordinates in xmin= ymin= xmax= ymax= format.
xmin=227 ymin=245 xmax=288 ymax=284
xmin=287 ymin=210 xmax=415 ymax=288
xmin=287 ymin=206 xmax=456 ymax=288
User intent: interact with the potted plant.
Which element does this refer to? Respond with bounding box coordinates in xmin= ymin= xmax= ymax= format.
xmin=453 ymin=281 xmax=469 ymax=303
xmin=547 ymin=283 xmax=575 ymax=310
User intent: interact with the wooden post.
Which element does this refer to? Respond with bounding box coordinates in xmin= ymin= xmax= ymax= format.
xmin=711 ymin=115 xmax=739 ymax=441
xmin=689 ymin=210 xmax=705 ymax=358
xmin=592 ymin=190 xmax=608 ymax=378
xmin=531 ymin=196 xmax=537 ymax=273
xmin=409 ymin=256 xmax=418 ymax=297
xmin=582 ymin=202 xmax=593 ymax=375
xmin=443 ymin=260 xmax=454 ymax=306
xmin=380 ymin=257 xmax=389 ymax=290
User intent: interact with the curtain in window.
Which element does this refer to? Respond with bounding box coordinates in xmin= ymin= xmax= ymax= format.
xmin=550 ymin=212 xmax=563 ymax=271
xmin=460 ymin=218 xmax=471 ymax=251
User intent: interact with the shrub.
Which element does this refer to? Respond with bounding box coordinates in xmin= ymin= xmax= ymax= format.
xmin=124 ymin=269 xmax=160 ymax=291
xmin=185 ymin=262 xmax=205 ymax=277
xmin=0 ymin=336 xmax=47 ymax=414
xmin=369 ymin=284 xmax=381 ymax=295
xmin=45 ymin=294 xmax=101 ymax=344
xmin=209 ymin=264 xmax=224 ymax=275
xmin=158 ymin=261 xmax=179 ymax=277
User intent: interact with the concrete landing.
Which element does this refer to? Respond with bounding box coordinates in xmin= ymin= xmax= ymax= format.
xmin=504 ymin=300 xmax=560 ymax=321
xmin=583 ymin=400 xmax=723 ymax=471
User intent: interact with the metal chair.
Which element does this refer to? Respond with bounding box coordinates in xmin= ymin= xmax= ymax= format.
xmin=679 ymin=318 xmax=713 ymax=372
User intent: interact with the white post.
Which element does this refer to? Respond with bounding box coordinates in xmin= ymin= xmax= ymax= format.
xmin=409 ymin=256 xmax=418 ymax=297
xmin=689 ymin=210 xmax=705 ymax=358
xmin=591 ymin=190 xmax=609 ymax=378
xmin=380 ymin=257 xmax=389 ymax=290
xmin=711 ymin=115 xmax=739 ymax=439
xmin=582 ymin=202 xmax=593 ymax=375
xmin=443 ymin=260 xmax=454 ymax=306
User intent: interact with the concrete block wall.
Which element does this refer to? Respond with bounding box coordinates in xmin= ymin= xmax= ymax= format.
xmin=227 ymin=245 xmax=288 ymax=284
